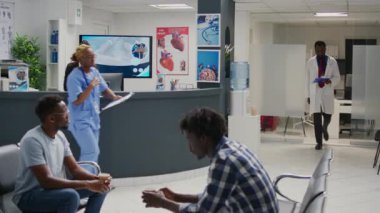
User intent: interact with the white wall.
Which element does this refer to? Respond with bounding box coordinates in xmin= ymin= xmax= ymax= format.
xmin=273 ymin=24 xmax=380 ymax=59
xmin=113 ymin=12 xmax=197 ymax=92
xmin=66 ymin=6 xmax=115 ymax=67
xmin=251 ymin=21 xmax=274 ymax=45
xmin=234 ymin=11 xmax=251 ymax=62
xmin=248 ymin=21 xmax=274 ymax=110
xmin=14 ymin=0 xmax=67 ymax=61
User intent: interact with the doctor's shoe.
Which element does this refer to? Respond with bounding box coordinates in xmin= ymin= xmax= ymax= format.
xmin=315 ymin=144 xmax=322 ymax=150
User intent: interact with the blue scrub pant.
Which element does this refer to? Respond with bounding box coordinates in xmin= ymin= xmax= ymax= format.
xmin=71 ymin=124 xmax=100 ymax=162
xmin=17 ymin=187 xmax=107 ymax=213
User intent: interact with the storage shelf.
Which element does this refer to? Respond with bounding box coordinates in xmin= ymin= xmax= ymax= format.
xmin=46 ymin=19 xmax=66 ymax=91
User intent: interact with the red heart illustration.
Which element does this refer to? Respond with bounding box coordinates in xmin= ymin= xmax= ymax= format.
xmin=171 ymin=32 xmax=184 ymax=51
xmin=160 ymin=58 xmax=174 ymax=71
xmin=171 ymin=38 xmax=184 ymax=52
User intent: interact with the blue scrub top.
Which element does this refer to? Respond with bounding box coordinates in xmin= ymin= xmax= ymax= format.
xmin=67 ymin=67 xmax=108 ymax=130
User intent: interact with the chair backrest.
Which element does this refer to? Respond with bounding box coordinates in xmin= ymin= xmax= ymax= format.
xmin=0 ymin=144 xmax=20 ymax=195
xmin=298 ymin=175 xmax=327 ymax=213
xmin=312 ymin=149 xmax=333 ymax=178
xmin=299 ymin=149 xmax=332 ymax=213
xmin=303 ymin=191 xmax=326 ymax=213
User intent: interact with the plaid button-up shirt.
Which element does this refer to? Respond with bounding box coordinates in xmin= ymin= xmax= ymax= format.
xmin=180 ymin=137 xmax=278 ymax=213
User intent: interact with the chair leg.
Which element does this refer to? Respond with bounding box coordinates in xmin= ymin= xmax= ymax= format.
xmin=284 ymin=116 xmax=290 ymax=136
xmin=378 ymin=162 xmax=380 ymax=175
xmin=301 ymin=117 xmax=306 ymax=137
xmin=373 ymin=141 xmax=380 ymax=168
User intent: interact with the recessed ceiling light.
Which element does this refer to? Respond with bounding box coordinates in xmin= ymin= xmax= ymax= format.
xmin=314 ymin=12 xmax=348 ymax=17
xmin=150 ymin=4 xmax=193 ymax=9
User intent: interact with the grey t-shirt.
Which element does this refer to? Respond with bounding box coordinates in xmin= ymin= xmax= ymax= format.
xmin=12 ymin=126 xmax=73 ymax=205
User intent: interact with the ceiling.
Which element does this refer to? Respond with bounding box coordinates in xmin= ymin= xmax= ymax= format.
xmin=82 ymin=0 xmax=380 ymax=25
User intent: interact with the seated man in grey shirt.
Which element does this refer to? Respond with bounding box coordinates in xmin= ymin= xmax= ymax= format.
xmin=13 ymin=95 xmax=110 ymax=213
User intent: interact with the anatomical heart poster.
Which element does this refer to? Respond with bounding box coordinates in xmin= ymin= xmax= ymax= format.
xmin=156 ymin=27 xmax=189 ymax=75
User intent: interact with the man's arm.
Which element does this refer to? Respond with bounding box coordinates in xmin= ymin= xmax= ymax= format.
xmin=179 ymin=157 xmax=235 ymax=212
xmin=142 ymin=190 xmax=180 ymax=213
xmin=64 ymin=155 xmax=98 ymax=180
xmin=30 ymin=164 xmax=109 ymax=193
xmin=160 ymin=187 xmax=199 ymax=203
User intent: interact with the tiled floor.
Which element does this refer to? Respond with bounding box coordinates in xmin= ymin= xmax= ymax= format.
xmin=97 ymin=136 xmax=380 ymax=213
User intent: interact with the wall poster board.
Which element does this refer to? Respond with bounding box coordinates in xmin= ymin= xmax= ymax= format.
xmin=197 ymin=14 xmax=220 ymax=47
xmin=197 ymin=49 xmax=220 ymax=83
xmin=0 ymin=1 xmax=14 ymax=59
xmin=156 ymin=27 xmax=189 ymax=75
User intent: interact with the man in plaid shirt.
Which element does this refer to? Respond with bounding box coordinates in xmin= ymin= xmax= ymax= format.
xmin=142 ymin=107 xmax=278 ymax=212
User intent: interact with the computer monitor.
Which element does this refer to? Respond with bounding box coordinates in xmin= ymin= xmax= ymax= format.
xmin=101 ymin=73 xmax=123 ymax=91
xmin=79 ymin=35 xmax=152 ymax=78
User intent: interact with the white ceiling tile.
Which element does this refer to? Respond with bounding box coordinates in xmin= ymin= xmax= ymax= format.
xmin=236 ymin=2 xmax=274 ymax=12
xmin=349 ymin=0 xmax=380 ymax=5
xmin=81 ymin=0 xmax=380 ymax=24
xmin=234 ymin=0 xmax=262 ymax=2
xmin=305 ymin=0 xmax=347 ymax=3
xmin=349 ymin=5 xmax=380 ymax=12
xmin=308 ymin=4 xmax=348 ymax=12
xmin=269 ymin=5 xmax=310 ymax=12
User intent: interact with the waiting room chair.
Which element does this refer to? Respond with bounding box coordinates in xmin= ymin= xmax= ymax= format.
xmin=0 ymin=144 xmax=101 ymax=213
xmin=274 ymin=149 xmax=333 ymax=213
xmin=372 ymin=130 xmax=380 ymax=174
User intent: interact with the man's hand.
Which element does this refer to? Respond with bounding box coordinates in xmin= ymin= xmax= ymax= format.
xmin=325 ymin=79 xmax=332 ymax=84
xmin=159 ymin=187 xmax=177 ymax=201
xmin=87 ymin=179 xmax=110 ymax=193
xmin=142 ymin=190 xmax=166 ymax=208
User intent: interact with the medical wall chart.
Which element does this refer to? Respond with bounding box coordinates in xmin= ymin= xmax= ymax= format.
xmin=0 ymin=1 xmax=14 ymax=59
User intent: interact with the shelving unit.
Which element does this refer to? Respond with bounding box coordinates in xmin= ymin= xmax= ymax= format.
xmin=46 ymin=19 xmax=66 ymax=91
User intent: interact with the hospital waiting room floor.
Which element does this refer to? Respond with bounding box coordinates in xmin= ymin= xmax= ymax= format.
xmin=91 ymin=136 xmax=380 ymax=213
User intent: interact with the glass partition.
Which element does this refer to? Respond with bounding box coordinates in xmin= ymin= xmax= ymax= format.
xmin=248 ymin=21 xmax=380 ymax=140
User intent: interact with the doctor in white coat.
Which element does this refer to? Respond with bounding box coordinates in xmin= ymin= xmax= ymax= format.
xmin=306 ymin=41 xmax=340 ymax=150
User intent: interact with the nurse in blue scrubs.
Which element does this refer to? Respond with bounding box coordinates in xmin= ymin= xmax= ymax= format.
xmin=67 ymin=44 xmax=121 ymax=162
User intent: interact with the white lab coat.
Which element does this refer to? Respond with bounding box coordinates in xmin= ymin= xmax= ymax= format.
xmin=306 ymin=55 xmax=340 ymax=114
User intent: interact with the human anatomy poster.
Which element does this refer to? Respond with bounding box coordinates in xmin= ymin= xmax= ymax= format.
xmin=0 ymin=1 xmax=14 ymax=59
xmin=156 ymin=27 xmax=189 ymax=75
xmin=197 ymin=14 xmax=220 ymax=47
xmin=197 ymin=50 xmax=220 ymax=83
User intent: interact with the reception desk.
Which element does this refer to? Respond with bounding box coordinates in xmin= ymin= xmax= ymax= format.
xmin=0 ymin=88 xmax=224 ymax=178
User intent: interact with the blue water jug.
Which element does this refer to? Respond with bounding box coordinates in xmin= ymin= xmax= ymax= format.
xmin=230 ymin=62 xmax=249 ymax=90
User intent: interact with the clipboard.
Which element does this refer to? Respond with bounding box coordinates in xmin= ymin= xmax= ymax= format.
xmin=101 ymin=92 xmax=134 ymax=112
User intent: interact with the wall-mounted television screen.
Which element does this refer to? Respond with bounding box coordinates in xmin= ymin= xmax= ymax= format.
xmin=79 ymin=35 xmax=152 ymax=78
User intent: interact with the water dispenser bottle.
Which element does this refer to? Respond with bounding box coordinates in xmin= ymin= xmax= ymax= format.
xmin=230 ymin=62 xmax=249 ymax=90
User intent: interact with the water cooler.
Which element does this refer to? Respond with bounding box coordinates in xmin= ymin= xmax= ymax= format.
xmin=230 ymin=62 xmax=249 ymax=115
xmin=228 ymin=61 xmax=260 ymax=153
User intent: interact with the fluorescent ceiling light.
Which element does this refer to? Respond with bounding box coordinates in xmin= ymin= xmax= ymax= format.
xmin=314 ymin=12 xmax=348 ymax=17
xmin=150 ymin=4 xmax=193 ymax=9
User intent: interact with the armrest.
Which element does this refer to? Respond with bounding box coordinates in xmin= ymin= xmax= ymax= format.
xmin=77 ymin=161 xmax=101 ymax=175
xmin=273 ymin=173 xmax=311 ymax=203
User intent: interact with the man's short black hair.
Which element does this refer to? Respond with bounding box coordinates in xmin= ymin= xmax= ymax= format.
xmin=314 ymin=41 xmax=326 ymax=48
xmin=180 ymin=107 xmax=227 ymax=143
xmin=35 ymin=95 xmax=63 ymax=122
